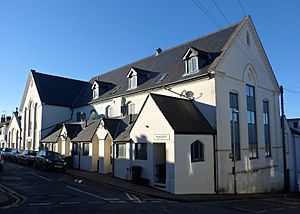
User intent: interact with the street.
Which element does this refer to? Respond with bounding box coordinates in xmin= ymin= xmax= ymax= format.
xmin=1 ymin=162 xmax=300 ymax=213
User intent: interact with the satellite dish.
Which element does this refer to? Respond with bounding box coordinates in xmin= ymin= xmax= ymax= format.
xmin=185 ymin=91 xmax=194 ymax=99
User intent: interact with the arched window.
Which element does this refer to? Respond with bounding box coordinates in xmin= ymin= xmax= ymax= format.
xmin=16 ymin=130 xmax=19 ymax=149
xmin=191 ymin=140 xmax=204 ymax=162
xmin=28 ymin=101 xmax=32 ymax=137
xmin=8 ymin=131 xmax=10 ymax=148
xmin=128 ymin=102 xmax=135 ymax=115
xmin=105 ymin=106 xmax=113 ymax=118
xmin=90 ymin=110 xmax=98 ymax=120
xmin=246 ymin=31 xmax=251 ymax=46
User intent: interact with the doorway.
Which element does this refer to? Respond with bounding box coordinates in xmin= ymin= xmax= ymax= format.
xmin=153 ymin=143 xmax=166 ymax=185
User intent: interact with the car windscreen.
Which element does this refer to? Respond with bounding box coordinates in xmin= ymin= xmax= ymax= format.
xmin=47 ymin=152 xmax=62 ymax=161
xmin=28 ymin=151 xmax=37 ymax=156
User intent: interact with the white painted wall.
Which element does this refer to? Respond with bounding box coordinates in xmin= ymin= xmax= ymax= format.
xmin=130 ymin=96 xmax=175 ymax=193
xmin=214 ymin=21 xmax=283 ymax=193
xmin=7 ymin=115 xmax=21 ymax=149
xmin=174 ymin=135 xmax=214 ymax=194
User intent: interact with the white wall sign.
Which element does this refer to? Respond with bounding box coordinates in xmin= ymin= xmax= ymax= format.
xmin=153 ymin=134 xmax=170 ymax=141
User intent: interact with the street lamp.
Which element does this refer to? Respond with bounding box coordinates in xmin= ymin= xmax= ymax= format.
xmin=230 ymin=108 xmax=239 ymax=195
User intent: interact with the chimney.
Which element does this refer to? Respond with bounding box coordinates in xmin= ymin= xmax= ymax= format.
xmin=156 ymin=47 xmax=162 ymax=56
xmin=6 ymin=116 xmax=11 ymax=122
xmin=85 ymin=119 xmax=88 ymax=127
xmin=1 ymin=115 xmax=5 ymax=123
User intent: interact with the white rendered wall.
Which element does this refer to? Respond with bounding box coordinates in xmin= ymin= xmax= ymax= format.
xmin=174 ymin=135 xmax=214 ymax=194
xmin=130 ymin=96 xmax=175 ymax=193
xmin=214 ymin=21 xmax=283 ymax=193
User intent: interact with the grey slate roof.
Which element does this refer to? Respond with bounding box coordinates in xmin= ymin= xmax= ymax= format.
xmin=71 ymin=119 xmax=101 ymax=142
xmin=73 ymin=20 xmax=243 ymax=107
xmin=41 ymin=125 xmax=63 ymax=143
xmin=102 ymin=115 xmax=138 ymax=142
xmin=32 ymin=71 xmax=89 ymax=107
xmin=150 ymin=94 xmax=215 ymax=135
xmin=290 ymin=128 xmax=300 ymax=135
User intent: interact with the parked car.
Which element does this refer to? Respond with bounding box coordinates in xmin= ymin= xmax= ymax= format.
xmin=9 ymin=149 xmax=22 ymax=162
xmin=34 ymin=150 xmax=66 ymax=172
xmin=18 ymin=150 xmax=37 ymax=166
xmin=1 ymin=148 xmax=13 ymax=160
xmin=0 ymin=153 xmax=4 ymax=171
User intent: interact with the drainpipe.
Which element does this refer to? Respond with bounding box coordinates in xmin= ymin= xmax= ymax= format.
xmin=280 ymin=86 xmax=288 ymax=192
xmin=213 ymin=134 xmax=219 ymax=194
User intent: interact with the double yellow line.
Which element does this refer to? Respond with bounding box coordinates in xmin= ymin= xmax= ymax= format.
xmin=0 ymin=183 xmax=26 ymax=209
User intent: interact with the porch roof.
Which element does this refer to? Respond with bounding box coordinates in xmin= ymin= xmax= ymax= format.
xmin=71 ymin=119 xmax=101 ymax=142
xmin=150 ymin=93 xmax=216 ymax=135
xmin=41 ymin=125 xmax=63 ymax=143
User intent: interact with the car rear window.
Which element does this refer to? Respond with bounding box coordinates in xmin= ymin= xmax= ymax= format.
xmin=47 ymin=152 xmax=62 ymax=161
xmin=28 ymin=151 xmax=37 ymax=156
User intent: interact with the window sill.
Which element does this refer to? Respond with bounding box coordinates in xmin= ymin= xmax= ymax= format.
xmin=183 ymin=70 xmax=199 ymax=77
xmin=191 ymin=160 xmax=204 ymax=163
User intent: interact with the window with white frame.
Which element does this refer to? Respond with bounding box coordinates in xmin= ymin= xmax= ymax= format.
xmin=246 ymin=84 xmax=258 ymax=159
xmin=135 ymin=143 xmax=147 ymax=160
xmin=106 ymin=106 xmax=113 ymax=118
xmin=230 ymin=92 xmax=241 ymax=160
xmin=263 ymin=100 xmax=271 ymax=157
xmin=128 ymin=75 xmax=137 ymax=90
xmin=116 ymin=143 xmax=126 ymax=158
xmin=83 ymin=143 xmax=89 ymax=156
xmin=186 ymin=56 xmax=199 ymax=74
xmin=128 ymin=102 xmax=135 ymax=115
xmin=92 ymin=84 xmax=99 ymax=99
xmin=191 ymin=140 xmax=204 ymax=162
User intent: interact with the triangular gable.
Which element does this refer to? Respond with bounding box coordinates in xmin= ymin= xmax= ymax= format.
xmin=20 ymin=70 xmax=42 ymax=111
xmin=210 ymin=16 xmax=279 ymax=91
xmin=182 ymin=46 xmax=209 ymax=60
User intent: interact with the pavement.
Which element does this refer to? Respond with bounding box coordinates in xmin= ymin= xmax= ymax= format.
xmin=66 ymin=168 xmax=300 ymax=202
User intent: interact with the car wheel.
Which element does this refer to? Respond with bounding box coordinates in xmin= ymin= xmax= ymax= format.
xmin=41 ymin=165 xmax=46 ymax=171
xmin=33 ymin=162 xmax=37 ymax=168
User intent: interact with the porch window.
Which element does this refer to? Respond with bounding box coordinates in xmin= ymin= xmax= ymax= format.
xmin=191 ymin=140 xmax=204 ymax=162
xmin=83 ymin=143 xmax=89 ymax=156
xmin=135 ymin=143 xmax=147 ymax=160
xmin=72 ymin=143 xmax=78 ymax=155
xmin=116 ymin=143 xmax=126 ymax=158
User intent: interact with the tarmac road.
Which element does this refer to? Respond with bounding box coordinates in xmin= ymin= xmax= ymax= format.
xmin=1 ymin=161 xmax=300 ymax=213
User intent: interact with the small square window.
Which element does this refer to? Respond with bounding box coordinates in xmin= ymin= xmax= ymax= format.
xmin=135 ymin=143 xmax=147 ymax=160
xmin=83 ymin=143 xmax=89 ymax=156
xmin=116 ymin=143 xmax=126 ymax=158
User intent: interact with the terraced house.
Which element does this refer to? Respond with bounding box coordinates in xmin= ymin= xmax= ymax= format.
xmin=18 ymin=16 xmax=284 ymax=194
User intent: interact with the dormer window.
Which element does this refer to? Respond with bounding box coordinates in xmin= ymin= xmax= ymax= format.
xmin=127 ymin=68 xmax=138 ymax=90
xmin=183 ymin=46 xmax=210 ymax=75
xmin=92 ymin=80 xmax=112 ymax=99
xmin=187 ymin=56 xmax=199 ymax=74
xmin=92 ymin=82 xmax=99 ymax=99
xmin=92 ymin=84 xmax=99 ymax=99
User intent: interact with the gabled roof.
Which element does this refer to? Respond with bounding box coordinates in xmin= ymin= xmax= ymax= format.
xmin=73 ymin=19 xmax=244 ymax=107
xmin=150 ymin=94 xmax=215 ymax=135
xmin=290 ymin=128 xmax=300 ymax=135
xmin=31 ymin=70 xmax=89 ymax=107
xmin=41 ymin=125 xmax=63 ymax=143
xmin=71 ymin=119 xmax=101 ymax=142
xmin=102 ymin=115 xmax=138 ymax=141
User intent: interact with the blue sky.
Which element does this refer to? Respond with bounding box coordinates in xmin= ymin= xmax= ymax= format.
xmin=0 ymin=0 xmax=299 ymax=118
